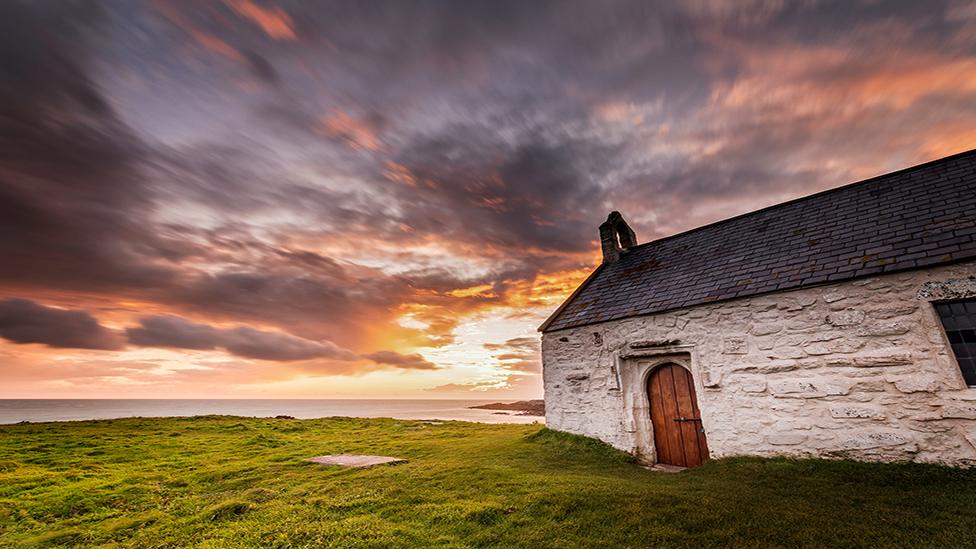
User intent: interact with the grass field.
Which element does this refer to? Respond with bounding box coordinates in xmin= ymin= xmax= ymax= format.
xmin=2 ymin=416 xmax=976 ymax=547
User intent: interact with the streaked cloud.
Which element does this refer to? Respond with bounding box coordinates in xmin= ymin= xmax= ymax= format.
xmin=225 ymin=0 xmax=297 ymax=40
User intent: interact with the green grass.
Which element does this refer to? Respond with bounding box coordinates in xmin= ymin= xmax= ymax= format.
xmin=1 ymin=417 xmax=975 ymax=548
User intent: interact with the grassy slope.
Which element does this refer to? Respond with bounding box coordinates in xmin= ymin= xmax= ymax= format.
xmin=1 ymin=417 xmax=975 ymax=548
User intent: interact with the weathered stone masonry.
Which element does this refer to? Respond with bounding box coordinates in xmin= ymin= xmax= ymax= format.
xmin=543 ymin=261 xmax=976 ymax=466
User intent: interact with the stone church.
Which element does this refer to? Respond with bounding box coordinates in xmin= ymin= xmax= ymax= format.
xmin=540 ymin=150 xmax=976 ymax=467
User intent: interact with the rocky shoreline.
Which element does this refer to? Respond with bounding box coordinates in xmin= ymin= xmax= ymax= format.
xmin=468 ymin=400 xmax=544 ymax=416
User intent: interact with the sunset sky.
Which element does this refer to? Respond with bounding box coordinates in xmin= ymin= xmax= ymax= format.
xmin=2 ymin=0 xmax=976 ymax=399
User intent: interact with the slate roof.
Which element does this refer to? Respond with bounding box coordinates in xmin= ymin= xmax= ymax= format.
xmin=541 ymin=149 xmax=976 ymax=332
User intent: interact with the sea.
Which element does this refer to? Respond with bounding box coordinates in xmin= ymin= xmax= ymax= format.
xmin=0 ymin=399 xmax=544 ymax=425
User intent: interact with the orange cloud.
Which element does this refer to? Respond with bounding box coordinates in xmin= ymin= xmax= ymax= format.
xmin=446 ymin=284 xmax=497 ymax=299
xmin=154 ymin=0 xmax=245 ymax=62
xmin=708 ymin=30 xmax=976 ymax=121
xmin=714 ymin=52 xmax=976 ymax=117
xmin=193 ymin=32 xmax=245 ymax=61
xmin=319 ymin=111 xmax=384 ymax=151
xmin=503 ymin=266 xmax=596 ymax=310
xmin=224 ymin=0 xmax=297 ymax=40
xmin=917 ymin=123 xmax=976 ymax=159
xmin=384 ymin=161 xmax=419 ymax=187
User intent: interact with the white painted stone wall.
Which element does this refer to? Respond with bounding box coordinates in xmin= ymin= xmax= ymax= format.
xmin=542 ymin=260 xmax=976 ymax=466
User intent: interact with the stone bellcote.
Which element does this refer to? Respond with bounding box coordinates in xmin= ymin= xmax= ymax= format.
xmin=599 ymin=211 xmax=637 ymax=264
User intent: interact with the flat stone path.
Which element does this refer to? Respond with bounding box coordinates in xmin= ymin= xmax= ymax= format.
xmin=304 ymin=454 xmax=406 ymax=468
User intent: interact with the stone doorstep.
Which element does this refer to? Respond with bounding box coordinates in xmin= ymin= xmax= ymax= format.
xmin=641 ymin=463 xmax=687 ymax=473
xmin=305 ymin=454 xmax=407 ymax=468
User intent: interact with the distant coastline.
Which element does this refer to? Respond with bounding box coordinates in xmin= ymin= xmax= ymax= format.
xmin=0 ymin=399 xmax=543 ymax=425
xmin=468 ymin=399 xmax=545 ymax=416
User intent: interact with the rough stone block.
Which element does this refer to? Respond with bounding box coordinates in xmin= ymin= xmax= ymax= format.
xmin=866 ymin=303 xmax=918 ymax=319
xmin=962 ymin=430 xmax=976 ymax=451
xmin=941 ymin=405 xmax=976 ymax=420
xmin=905 ymin=419 xmax=955 ymax=433
xmin=702 ymin=369 xmax=723 ymax=388
xmin=749 ymin=323 xmax=783 ymax=336
xmin=785 ymin=318 xmax=822 ymax=331
xmin=856 ymin=322 xmax=911 ymax=337
xmin=823 ymin=290 xmax=847 ymax=303
xmin=754 ymin=309 xmax=782 ymax=321
xmin=888 ymin=376 xmax=941 ymax=394
xmin=828 ymin=300 xmax=861 ymax=312
xmin=740 ymin=379 xmax=767 ymax=393
xmin=755 ymin=337 xmax=775 ymax=351
xmin=850 ymin=379 xmax=887 ymax=392
xmin=777 ymin=299 xmax=805 ymax=312
xmin=797 ymin=295 xmax=817 ymax=307
xmin=768 ymin=433 xmax=807 ymax=445
xmin=732 ymin=360 xmax=799 ymax=374
xmin=851 ymin=353 xmax=913 ymax=367
xmin=803 ymin=338 xmax=865 ymax=356
xmin=768 ymin=347 xmax=807 ymax=360
xmin=827 ymin=308 xmax=865 ymax=326
xmin=769 ymin=379 xmax=852 ymax=398
xmin=830 ymin=406 xmax=886 ymax=420
xmin=838 ymin=432 xmax=911 ymax=450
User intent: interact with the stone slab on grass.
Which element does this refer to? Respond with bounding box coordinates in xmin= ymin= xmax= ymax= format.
xmin=642 ymin=463 xmax=687 ymax=473
xmin=305 ymin=454 xmax=406 ymax=468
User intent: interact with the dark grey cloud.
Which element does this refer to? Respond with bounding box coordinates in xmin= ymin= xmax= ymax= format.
xmin=387 ymin=126 xmax=620 ymax=254
xmin=220 ymin=327 xmax=355 ymax=362
xmin=126 ymin=315 xmax=357 ymax=361
xmin=363 ymin=350 xmax=438 ymax=370
xmin=277 ymin=1 xmax=710 ymax=118
xmin=0 ymin=299 xmax=123 ymax=350
xmin=241 ymin=49 xmax=279 ymax=85
xmin=126 ymin=315 xmax=220 ymax=350
xmin=0 ymin=1 xmax=175 ymax=293
xmin=169 ymin=266 xmax=411 ymax=347
xmin=484 ymin=336 xmax=541 ymax=373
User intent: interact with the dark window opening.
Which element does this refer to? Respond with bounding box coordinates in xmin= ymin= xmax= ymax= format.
xmin=934 ymin=298 xmax=976 ymax=386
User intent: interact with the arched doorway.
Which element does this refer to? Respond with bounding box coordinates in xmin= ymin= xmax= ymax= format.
xmin=646 ymin=363 xmax=709 ymax=467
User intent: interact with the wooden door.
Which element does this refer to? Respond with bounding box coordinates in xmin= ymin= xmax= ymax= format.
xmin=647 ymin=364 xmax=709 ymax=467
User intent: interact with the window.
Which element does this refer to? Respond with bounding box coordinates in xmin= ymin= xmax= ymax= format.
xmin=934 ymin=299 xmax=976 ymax=386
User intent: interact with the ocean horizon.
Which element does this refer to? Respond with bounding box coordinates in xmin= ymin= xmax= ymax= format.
xmin=0 ymin=399 xmax=544 ymax=425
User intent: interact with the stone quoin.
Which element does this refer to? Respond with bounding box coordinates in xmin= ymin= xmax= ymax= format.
xmin=540 ymin=149 xmax=976 ymax=467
